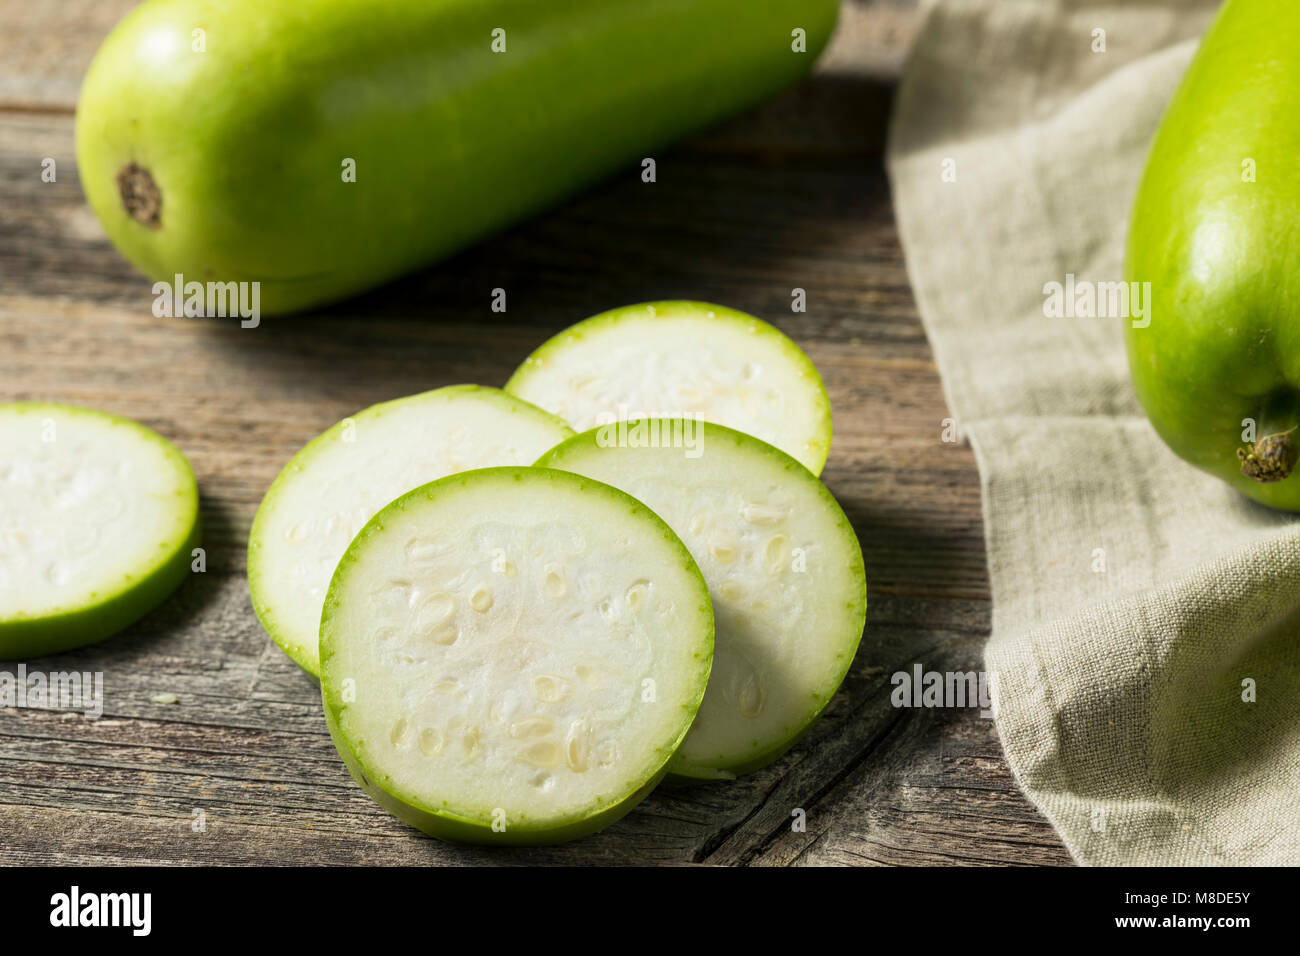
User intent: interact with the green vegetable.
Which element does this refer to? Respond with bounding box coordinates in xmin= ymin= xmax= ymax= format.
xmin=76 ymin=0 xmax=839 ymax=315
xmin=0 ymin=403 xmax=199 ymax=658
xmin=248 ymin=385 xmax=572 ymax=677
xmin=508 ymin=302 xmax=833 ymax=474
xmin=1126 ymin=0 xmax=1300 ymax=509
xmin=320 ymin=467 xmax=714 ymax=843
xmin=538 ymin=420 xmax=865 ymax=778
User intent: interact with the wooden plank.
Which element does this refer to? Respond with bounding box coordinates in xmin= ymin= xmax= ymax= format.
xmin=0 ymin=0 xmax=138 ymax=111
xmin=0 ymin=0 xmax=1071 ymax=865
xmin=2 ymin=591 xmax=1049 ymax=866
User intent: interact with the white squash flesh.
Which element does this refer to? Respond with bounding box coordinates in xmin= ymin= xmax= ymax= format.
xmin=0 ymin=402 xmax=199 ymax=658
xmin=538 ymin=420 xmax=865 ymax=778
xmin=320 ymin=467 xmax=713 ymax=843
xmin=506 ymin=301 xmax=833 ymax=474
xmin=248 ymin=386 xmax=573 ymax=676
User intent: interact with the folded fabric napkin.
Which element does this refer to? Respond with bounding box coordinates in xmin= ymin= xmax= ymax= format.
xmin=887 ymin=0 xmax=1300 ymax=865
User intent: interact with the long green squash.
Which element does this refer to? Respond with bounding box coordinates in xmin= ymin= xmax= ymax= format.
xmin=76 ymin=0 xmax=839 ymax=314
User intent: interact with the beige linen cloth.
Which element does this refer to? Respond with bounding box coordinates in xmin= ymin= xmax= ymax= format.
xmin=887 ymin=0 xmax=1300 ymax=865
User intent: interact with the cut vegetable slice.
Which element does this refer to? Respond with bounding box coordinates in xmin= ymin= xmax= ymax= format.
xmin=538 ymin=420 xmax=866 ymax=779
xmin=0 ymin=402 xmax=199 ymax=658
xmin=248 ymin=386 xmax=573 ymax=677
xmin=320 ymin=466 xmax=713 ymax=844
xmin=505 ymin=301 xmax=833 ymax=474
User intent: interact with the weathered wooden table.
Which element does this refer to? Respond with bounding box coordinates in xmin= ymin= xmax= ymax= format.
xmin=0 ymin=0 xmax=1072 ymax=865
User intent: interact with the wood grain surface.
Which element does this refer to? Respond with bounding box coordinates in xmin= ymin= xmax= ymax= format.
xmin=0 ymin=0 xmax=1073 ymax=865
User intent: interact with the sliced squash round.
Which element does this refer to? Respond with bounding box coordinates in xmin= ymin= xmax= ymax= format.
xmin=320 ymin=466 xmax=713 ymax=843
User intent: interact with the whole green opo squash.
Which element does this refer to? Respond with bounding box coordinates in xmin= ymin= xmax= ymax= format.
xmin=1125 ymin=0 xmax=1300 ymax=509
xmin=76 ymin=0 xmax=839 ymax=314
